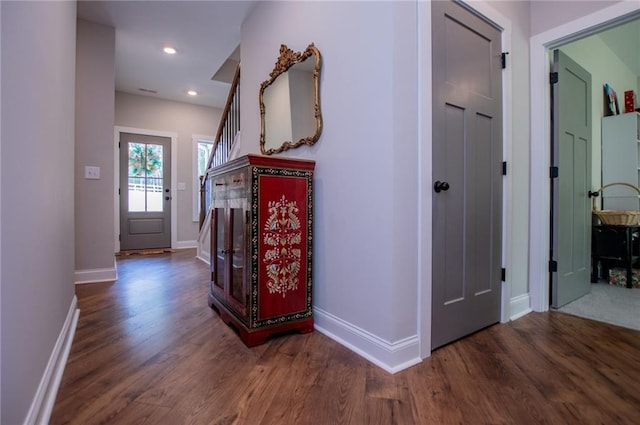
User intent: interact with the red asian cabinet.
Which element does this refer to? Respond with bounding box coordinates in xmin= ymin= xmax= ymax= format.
xmin=207 ymin=154 xmax=315 ymax=346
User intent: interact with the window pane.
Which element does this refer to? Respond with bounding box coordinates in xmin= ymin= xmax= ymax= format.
xmin=198 ymin=142 xmax=213 ymax=176
xmin=128 ymin=142 xmax=165 ymax=212
xmin=146 ymin=177 xmax=163 ymax=212
xmin=128 ymin=143 xmax=146 ymax=177
xmin=128 ymin=177 xmax=145 ymax=212
xmin=146 ymin=144 xmax=163 ymax=177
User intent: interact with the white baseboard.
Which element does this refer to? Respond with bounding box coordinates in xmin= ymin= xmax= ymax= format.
xmin=314 ymin=307 xmax=421 ymax=374
xmin=196 ymin=250 xmax=210 ymax=265
xmin=509 ymin=293 xmax=532 ymax=321
xmin=176 ymin=240 xmax=197 ymax=249
xmin=24 ymin=296 xmax=79 ymax=425
xmin=74 ymin=262 xmax=117 ymax=285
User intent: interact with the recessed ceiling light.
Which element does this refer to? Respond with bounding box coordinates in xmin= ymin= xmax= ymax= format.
xmin=187 ymin=90 xmax=198 ymax=96
xmin=163 ymin=46 xmax=177 ymax=55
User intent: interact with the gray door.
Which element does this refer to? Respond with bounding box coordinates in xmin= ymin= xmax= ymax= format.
xmin=431 ymin=1 xmax=503 ymax=350
xmin=551 ymin=49 xmax=592 ymax=308
xmin=119 ymin=132 xmax=171 ymax=250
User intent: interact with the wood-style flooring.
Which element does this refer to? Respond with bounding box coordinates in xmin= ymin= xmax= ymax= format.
xmin=51 ymin=249 xmax=640 ymax=424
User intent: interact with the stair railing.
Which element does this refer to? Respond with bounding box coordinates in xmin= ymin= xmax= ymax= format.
xmin=199 ymin=64 xmax=240 ymax=229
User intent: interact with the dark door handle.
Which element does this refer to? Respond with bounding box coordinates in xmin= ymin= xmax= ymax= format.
xmin=165 ymin=196 xmax=171 ymax=200
xmin=434 ymin=181 xmax=450 ymax=193
xmin=588 ymin=190 xmax=599 ymax=198
xmin=165 ymin=188 xmax=170 ymax=193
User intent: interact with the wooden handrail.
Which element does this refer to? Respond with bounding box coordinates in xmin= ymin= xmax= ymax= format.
xmin=199 ymin=63 xmax=241 ymax=229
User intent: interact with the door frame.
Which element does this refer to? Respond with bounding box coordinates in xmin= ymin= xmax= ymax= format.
xmin=528 ymin=3 xmax=639 ymax=312
xmin=114 ymin=126 xmax=178 ymax=252
xmin=419 ymin=0 xmax=513 ymax=357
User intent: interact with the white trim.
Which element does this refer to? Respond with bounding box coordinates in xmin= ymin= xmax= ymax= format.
xmin=417 ymin=0 xmax=433 ymax=360
xmin=314 ymin=307 xmax=421 ymax=374
xmin=529 ymin=2 xmax=640 ymax=313
xmin=509 ymin=294 xmax=532 ymax=321
xmin=23 ymin=296 xmax=79 ymax=425
xmin=74 ymin=266 xmax=117 ymax=284
xmin=192 ymin=134 xmax=214 ymax=222
xmin=419 ymin=0 xmax=514 ymax=358
xmin=176 ymin=240 xmax=197 ymax=249
xmin=114 ymin=126 xmax=179 ymax=252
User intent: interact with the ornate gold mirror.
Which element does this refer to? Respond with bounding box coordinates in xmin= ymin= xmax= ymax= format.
xmin=259 ymin=43 xmax=322 ymax=155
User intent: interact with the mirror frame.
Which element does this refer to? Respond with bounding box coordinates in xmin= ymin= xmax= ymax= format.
xmin=259 ymin=43 xmax=322 ymax=155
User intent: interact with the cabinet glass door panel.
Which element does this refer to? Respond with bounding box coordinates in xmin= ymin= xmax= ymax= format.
xmin=213 ymin=208 xmax=226 ymax=290
xmin=230 ymin=208 xmax=246 ymax=305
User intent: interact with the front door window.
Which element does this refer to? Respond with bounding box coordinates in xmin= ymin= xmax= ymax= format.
xmin=128 ymin=142 xmax=164 ymax=212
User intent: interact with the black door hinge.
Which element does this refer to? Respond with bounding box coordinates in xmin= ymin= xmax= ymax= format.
xmin=501 ymin=268 xmax=506 ymax=282
xmin=118 ymin=188 xmax=120 ymax=195
xmin=550 ymin=166 xmax=559 ymax=179
xmin=501 ymin=52 xmax=509 ymax=69
xmin=502 ymin=161 xmax=507 ymax=176
xmin=550 ymin=72 xmax=558 ymax=84
xmin=549 ymin=260 xmax=558 ymax=273
xmin=118 ymin=141 xmax=121 ymax=148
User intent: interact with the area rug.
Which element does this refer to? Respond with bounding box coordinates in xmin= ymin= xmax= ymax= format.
xmin=557 ymin=283 xmax=640 ymax=331
xmin=116 ymin=248 xmax=176 ymax=256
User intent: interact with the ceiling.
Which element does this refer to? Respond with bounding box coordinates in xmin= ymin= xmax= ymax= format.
xmin=76 ymin=0 xmax=257 ymax=109
xmin=77 ymin=2 xmax=638 ymax=111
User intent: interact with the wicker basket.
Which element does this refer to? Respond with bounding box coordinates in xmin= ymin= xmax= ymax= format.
xmin=592 ymin=182 xmax=640 ymax=225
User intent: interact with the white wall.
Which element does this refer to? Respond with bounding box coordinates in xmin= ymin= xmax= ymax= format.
xmin=115 ymin=92 xmax=222 ymax=244
xmin=1 ymin=2 xmax=77 ymax=423
xmin=75 ymin=19 xmax=116 ymax=279
xmin=242 ymin=1 xmax=419 ymax=369
xmin=241 ymin=0 xmax=534 ymax=370
xmin=560 ymin=35 xmax=639 ymax=189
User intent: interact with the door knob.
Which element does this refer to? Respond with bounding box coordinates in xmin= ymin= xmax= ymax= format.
xmin=165 ymin=196 xmax=172 ymax=200
xmin=434 ymin=181 xmax=450 ymax=193
xmin=588 ymin=190 xmax=599 ymax=198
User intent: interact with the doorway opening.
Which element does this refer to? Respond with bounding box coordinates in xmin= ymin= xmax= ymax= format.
xmin=529 ymin=3 xmax=640 ymax=320
xmin=549 ymin=18 xmax=640 ymax=330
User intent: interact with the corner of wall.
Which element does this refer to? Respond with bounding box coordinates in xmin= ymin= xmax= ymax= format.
xmin=314 ymin=307 xmax=422 ymax=374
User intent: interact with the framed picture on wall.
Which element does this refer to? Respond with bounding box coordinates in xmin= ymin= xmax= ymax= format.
xmin=604 ymin=83 xmax=620 ymax=116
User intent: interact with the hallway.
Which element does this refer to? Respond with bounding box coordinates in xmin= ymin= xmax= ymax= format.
xmin=51 ymin=249 xmax=640 ymax=424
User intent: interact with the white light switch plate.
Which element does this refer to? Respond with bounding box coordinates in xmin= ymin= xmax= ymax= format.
xmin=177 ymin=182 xmax=186 ymax=191
xmin=84 ymin=166 xmax=100 ymax=180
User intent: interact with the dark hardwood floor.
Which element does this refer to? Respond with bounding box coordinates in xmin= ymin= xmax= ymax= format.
xmin=51 ymin=249 xmax=640 ymax=424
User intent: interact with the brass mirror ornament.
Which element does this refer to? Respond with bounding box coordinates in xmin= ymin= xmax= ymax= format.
xmin=259 ymin=43 xmax=322 ymax=155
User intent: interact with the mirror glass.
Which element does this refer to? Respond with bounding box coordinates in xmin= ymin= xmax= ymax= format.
xmin=260 ymin=44 xmax=322 ymax=155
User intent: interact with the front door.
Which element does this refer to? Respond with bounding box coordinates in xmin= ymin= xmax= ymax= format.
xmin=119 ymin=132 xmax=172 ymax=250
xmin=431 ymin=0 xmax=503 ymax=349
xmin=550 ymin=49 xmax=592 ymax=308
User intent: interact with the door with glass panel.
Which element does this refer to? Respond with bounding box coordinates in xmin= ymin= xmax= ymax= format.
xmin=119 ymin=132 xmax=171 ymax=250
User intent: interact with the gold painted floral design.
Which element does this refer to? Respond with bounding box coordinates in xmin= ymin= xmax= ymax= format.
xmin=263 ymin=195 xmax=301 ymax=297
